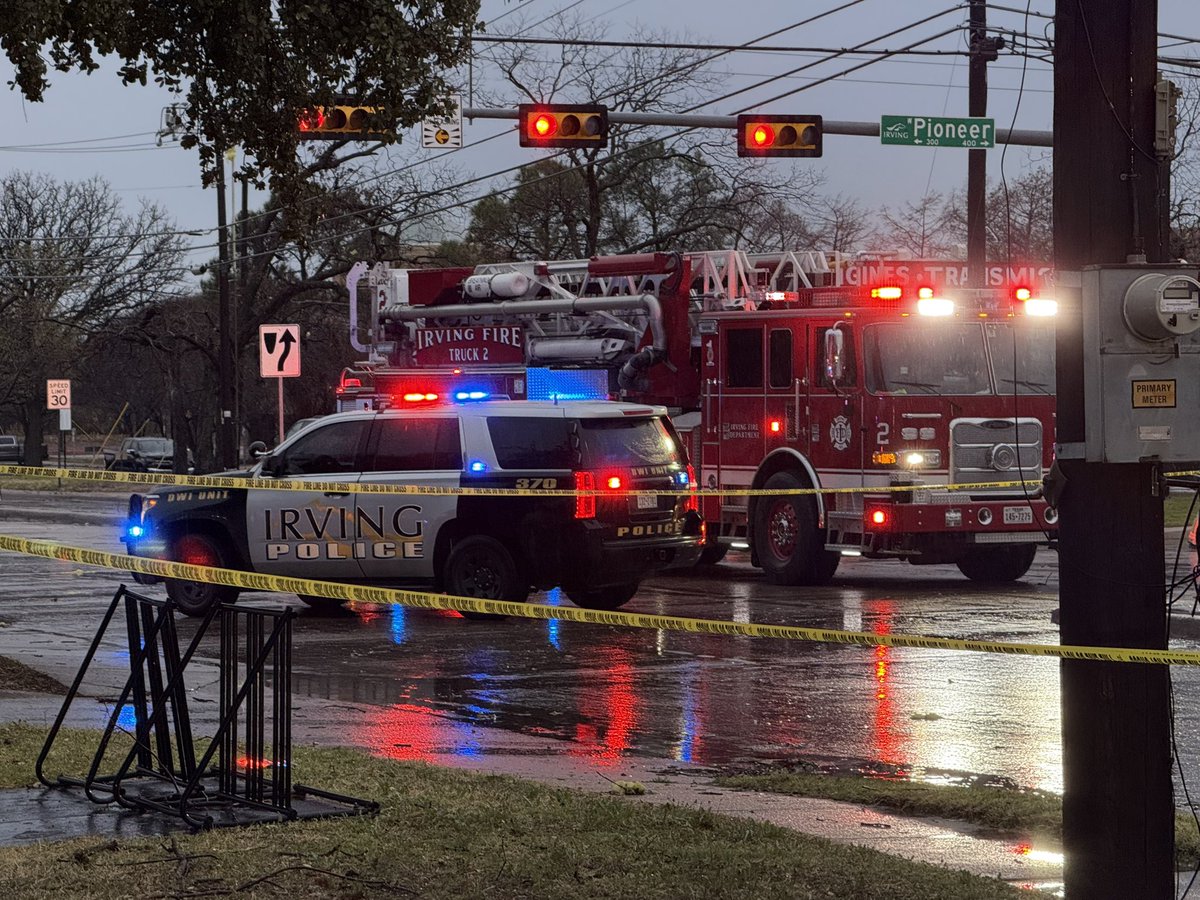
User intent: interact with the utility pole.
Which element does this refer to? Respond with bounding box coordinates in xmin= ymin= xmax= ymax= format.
xmin=966 ymin=0 xmax=988 ymax=287
xmin=216 ymin=162 xmax=237 ymax=470
xmin=1054 ymin=1 xmax=1173 ymax=896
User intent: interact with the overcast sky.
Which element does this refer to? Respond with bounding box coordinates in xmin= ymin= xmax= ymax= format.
xmin=1 ymin=0 xmax=1197 ymax=272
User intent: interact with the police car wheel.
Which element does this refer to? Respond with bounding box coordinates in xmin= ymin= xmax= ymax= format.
xmin=752 ymin=470 xmax=839 ymax=587
xmin=956 ymin=545 xmax=1037 ymax=583
xmin=566 ymin=582 xmax=639 ymax=611
xmin=444 ymin=535 xmax=528 ymax=614
xmin=165 ymin=533 xmax=239 ymax=617
xmin=697 ymin=539 xmax=729 ymax=566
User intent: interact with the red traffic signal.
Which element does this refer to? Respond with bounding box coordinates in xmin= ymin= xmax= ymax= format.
xmin=519 ymin=104 xmax=608 ymax=149
xmin=298 ymin=103 xmax=390 ymax=141
xmin=737 ymin=114 xmax=822 ymax=158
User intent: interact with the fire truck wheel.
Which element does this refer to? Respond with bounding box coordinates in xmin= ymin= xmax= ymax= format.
xmin=165 ymin=532 xmax=239 ymax=617
xmin=955 ymin=545 xmax=1038 ymax=583
xmin=753 ymin=471 xmax=839 ymax=586
xmin=444 ymin=535 xmax=529 ymax=618
xmin=566 ymin=582 xmax=639 ymax=610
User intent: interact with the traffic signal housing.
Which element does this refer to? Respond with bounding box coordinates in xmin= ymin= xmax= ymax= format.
xmin=519 ymin=104 xmax=608 ymax=149
xmin=737 ymin=114 xmax=823 ymax=158
xmin=297 ymin=104 xmax=390 ymax=141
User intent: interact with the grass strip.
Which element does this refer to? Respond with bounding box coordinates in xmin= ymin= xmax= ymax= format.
xmin=715 ymin=770 xmax=1200 ymax=868
xmin=0 ymin=723 xmax=1023 ymax=900
xmin=1166 ymin=492 xmax=1199 ymax=529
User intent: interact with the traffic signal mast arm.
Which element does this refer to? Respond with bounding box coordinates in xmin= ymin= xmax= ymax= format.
xmin=465 ymin=106 xmax=1053 ymax=148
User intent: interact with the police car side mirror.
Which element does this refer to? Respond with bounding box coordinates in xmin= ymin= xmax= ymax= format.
xmin=248 ymin=441 xmax=268 ymax=459
xmin=824 ymin=329 xmax=845 ymax=384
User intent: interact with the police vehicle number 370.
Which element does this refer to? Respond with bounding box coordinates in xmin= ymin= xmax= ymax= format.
xmin=123 ymin=400 xmax=704 ymax=616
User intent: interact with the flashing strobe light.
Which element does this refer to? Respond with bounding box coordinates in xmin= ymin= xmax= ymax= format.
xmin=867 ymin=508 xmax=890 ymax=528
xmin=916 ymin=292 xmax=955 ymax=317
xmin=402 ymin=392 xmax=439 ymax=402
xmin=125 ymin=524 xmax=145 ymax=539
xmin=468 ymin=459 xmax=488 ymax=473
xmin=871 ymin=286 xmax=904 ymax=301
xmin=454 ymin=390 xmax=490 ymax=401
xmin=1023 ymin=297 xmax=1058 ymax=317
xmin=1014 ymin=286 xmax=1033 ymax=302
xmin=769 ymin=419 xmax=782 ymax=433
xmin=606 ymin=475 xmax=623 ymax=490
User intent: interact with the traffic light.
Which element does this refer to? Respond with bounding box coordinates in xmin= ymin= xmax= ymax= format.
xmin=518 ymin=104 xmax=608 ymax=149
xmin=297 ymin=104 xmax=390 ymax=141
xmin=736 ymin=114 xmax=823 ymax=158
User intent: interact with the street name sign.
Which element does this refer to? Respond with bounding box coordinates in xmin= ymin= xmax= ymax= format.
xmin=259 ymin=325 xmax=302 ymax=378
xmin=881 ymin=115 xmax=995 ymax=148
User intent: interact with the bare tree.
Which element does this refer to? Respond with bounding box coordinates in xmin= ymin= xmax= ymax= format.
xmin=874 ymin=191 xmax=959 ymax=258
xmin=0 ymin=172 xmax=184 ymax=461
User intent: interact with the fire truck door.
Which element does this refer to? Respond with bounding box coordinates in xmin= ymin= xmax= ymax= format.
xmin=809 ymin=324 xmax=863 ymax=488
xmin=764 ymin=327 xmax=803 ymax=447
xmin=713 ymin=326 xmax=768 ymax=508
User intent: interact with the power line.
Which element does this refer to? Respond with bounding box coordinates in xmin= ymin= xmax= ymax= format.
xmin=471 ymin=34 xmax=975 ymax=57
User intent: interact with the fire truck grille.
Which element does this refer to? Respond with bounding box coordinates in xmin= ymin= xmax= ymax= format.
xmin=950 ymin=418 xmax=1043 ymax=488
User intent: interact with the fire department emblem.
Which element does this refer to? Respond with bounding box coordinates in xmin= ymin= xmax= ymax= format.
xmin=829 ymin=415 xmax=852 ymax=451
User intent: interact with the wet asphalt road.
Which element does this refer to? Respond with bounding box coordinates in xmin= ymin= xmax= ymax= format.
xmin=2 ymin=497 xmax=1199 ymax=796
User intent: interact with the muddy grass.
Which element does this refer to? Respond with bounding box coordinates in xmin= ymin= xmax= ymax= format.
xmin=0 ymin=658 xmax=66 ymax=695
xmin=1166 ymin=491 xmax=1199 ymax=529
xmin=715 ymin=769 xmax=1200 ymax=868
xmin=0 ymin=723 xmax=1023 ymax=900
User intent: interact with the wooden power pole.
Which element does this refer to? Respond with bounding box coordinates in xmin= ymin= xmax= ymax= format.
xmin=1054 ymin=0 xmax=1174 ymax=895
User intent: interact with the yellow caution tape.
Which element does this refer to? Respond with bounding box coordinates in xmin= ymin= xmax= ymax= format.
xmin=0 ymin=464 xmax=1050 ymax=499
xmin=0 ymin=533 xmax=1195 ymax=667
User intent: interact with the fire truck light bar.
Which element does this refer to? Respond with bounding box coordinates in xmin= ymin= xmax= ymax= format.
xmin=1023 ymin=298 xmax=1058 ymax=316
xmin=870 ymin=286 xmax=903 ymax=301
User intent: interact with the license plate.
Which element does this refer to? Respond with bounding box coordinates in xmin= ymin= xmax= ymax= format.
xmin=636 ymin=492 xmax=659 ymax=509
xmin=1002 ymin=506 xmax=1034 ymax=525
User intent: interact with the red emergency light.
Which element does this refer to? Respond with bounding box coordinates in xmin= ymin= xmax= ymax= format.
xmin=769 ymin=419 xmax=782 ymax=433
xmin=574 ymin=471 xmax=596 ymax=519
xmin=866 ymin=507 xmax=891 ymax=529
xmin=870 ymin=286 xmax=903 ymax=301
xmin=402 ymin=391 xmax=439 ymax=402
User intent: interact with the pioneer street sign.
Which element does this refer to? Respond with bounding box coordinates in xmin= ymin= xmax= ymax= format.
xmin=881 ymin=115 xmax=995 ymax=148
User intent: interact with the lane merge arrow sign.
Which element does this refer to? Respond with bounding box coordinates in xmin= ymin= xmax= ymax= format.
xmin=259 ymin=324 xmax=302 ymax=378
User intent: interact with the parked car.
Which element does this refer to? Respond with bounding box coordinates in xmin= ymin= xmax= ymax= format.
xmin=284 ymin=417 xmax=321 ymax=440
xmin=0 ymin=435 xmax=46 ymax=464
xmin=0 ymin=435 xmax=19 ymax=463
xmin=104 ymin=437 xmax=194 ymax=474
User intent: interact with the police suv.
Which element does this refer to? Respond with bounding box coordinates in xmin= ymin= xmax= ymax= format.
xmin=123 ymin=400 xmax=704 ymax=616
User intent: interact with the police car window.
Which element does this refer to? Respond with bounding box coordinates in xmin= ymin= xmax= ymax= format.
xmin=578 ymin=417 xmax=681 ymax=468
xmin=369 ymin=418 xmax=462 ymax=471
xmin=488 ymin=417 xmax=575 ymax=469
xmin=281 ymin=421 xmax=367 ymax=475
xmin=725 ymin=328 xmax=763 ymax=388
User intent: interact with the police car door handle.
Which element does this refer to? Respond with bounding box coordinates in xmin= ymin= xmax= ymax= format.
xmin=323 ymin=491 xmax=350 ymax=497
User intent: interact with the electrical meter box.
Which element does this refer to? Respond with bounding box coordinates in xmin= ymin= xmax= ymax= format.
xmin=1080 ymin=264 xmax=1200 ymax=463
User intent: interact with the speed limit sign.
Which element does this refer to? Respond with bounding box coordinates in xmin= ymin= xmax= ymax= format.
xmin=46 ymin=379 xmax=71 ymax=410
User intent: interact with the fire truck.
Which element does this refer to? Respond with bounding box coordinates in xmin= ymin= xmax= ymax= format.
xmin=337 ymin=249 xmax=1058 ymax=585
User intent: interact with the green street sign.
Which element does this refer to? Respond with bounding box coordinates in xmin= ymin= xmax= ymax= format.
xmin=881 ymin=115 xmax=995 ymax=149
